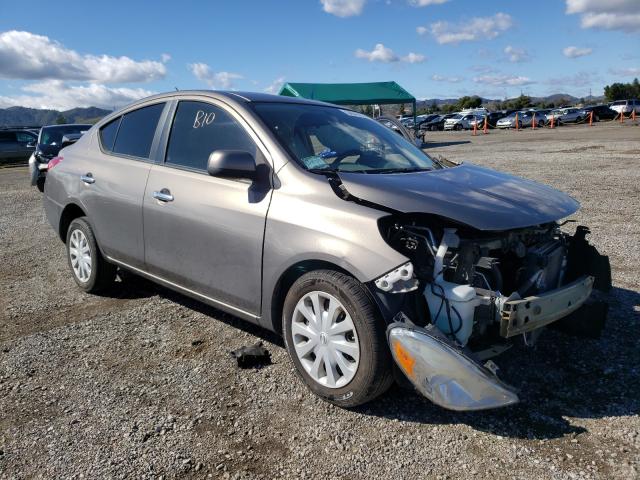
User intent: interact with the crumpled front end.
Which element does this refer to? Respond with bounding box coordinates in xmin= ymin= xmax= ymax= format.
xmin=375 ymin=217 xmax=611 ymax=411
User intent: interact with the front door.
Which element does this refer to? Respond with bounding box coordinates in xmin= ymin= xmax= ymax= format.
xmin=143 ymin=100 xmax=272 ymax=316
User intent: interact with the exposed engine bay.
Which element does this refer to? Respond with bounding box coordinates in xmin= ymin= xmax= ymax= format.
xmin=373 ymin=215 xmax=611 ymax=410
xmin=377 ymin=215 xmax=611 ymax=348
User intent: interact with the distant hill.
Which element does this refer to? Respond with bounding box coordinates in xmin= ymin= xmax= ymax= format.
xmin=0 ymin=106 xmax=112 ymax=127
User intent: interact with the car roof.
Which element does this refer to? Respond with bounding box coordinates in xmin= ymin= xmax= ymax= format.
xmin=41 ymin=123 xmax=93 ymax=129
xmin=124 ymin=90 xmax=337 ymax=109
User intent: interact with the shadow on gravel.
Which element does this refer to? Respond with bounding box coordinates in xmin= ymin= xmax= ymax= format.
xmin=356 ymin=286 xmax=640 ymax=440
xmin=98 ymin=272 xmax=639 ymax=440
xmin=423 ymin=140 xmax=471 ymax=149
xmin=109 ymin=268 xmax=284 ymax=347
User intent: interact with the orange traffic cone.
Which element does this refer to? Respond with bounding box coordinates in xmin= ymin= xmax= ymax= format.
xmin=473 ymin=120 xmax=477 ymax=136
xmin=515 ymin=112 xmax=519 ymax=131
xmin=550 ymin=115 xmax=555 ymax=129
xmin=532 ymin=112 xmax=536 ymax=130
xmin=483 ymin=116 xmax=488 ymax=134
xmin=589 ymin=110 xmax=593 ymax=126
xmin=633 ymin=109 xmax=637 ymax=121
xmin=620 ymin=111 xmax=624 ymax=123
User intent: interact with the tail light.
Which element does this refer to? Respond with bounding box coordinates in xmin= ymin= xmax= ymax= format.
xmin=48 ymin=156 xmax=63 ymax=170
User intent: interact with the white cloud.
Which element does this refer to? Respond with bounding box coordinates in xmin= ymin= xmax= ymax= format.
xmin=416 ymin=26 xmax=428 ymax=35
xmin=0 ymin=30 xmax=166 ymax=83
xmin=161 ymin=53 xmax=171 ymax=63
xmin=355 ymin=44 xmax=426 ymax=64
xmin=563 ymin=46 xmax=593 ymax=58
xmin=473 ymin=74 xmax=534 ymax=86
xmin=566 ymin=0 xmax=640 ymax=33
xmin=264 ymin=76 xmax=286 ymax=94
xmin=609 ymin=67 xmax=640 ymax=76
xmin=409 ymin=0 xmax=450 ymax=6
xmin=504 ymin=45 xmax=530 ymax=63
xmin=320 ymin=0 xmax=366 ymax=17
xmin=355 ymin=44 xmax=399 ymax=62
xmin=189 ymin=63 xmax=243 ymax=89
xmin=544 ymin=72 xmax=597 ymax=88
xmin=402 ymin=52 xmax=426 ymax=63
xmin=426 ymin=13 xmax=513 ymax=44
xmin=0 ymin=80 xmax=153 ymax=110
xmin=431 ymin=74 xmax=462 ymax=83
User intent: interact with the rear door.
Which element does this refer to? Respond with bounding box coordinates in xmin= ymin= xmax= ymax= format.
xmin=79 ymin=102 xmax=168 ymax=267
xmin=143 ymin=99 xmax=272 ymax=316
xmin=0 ymin=131 xmax=18 ymax=159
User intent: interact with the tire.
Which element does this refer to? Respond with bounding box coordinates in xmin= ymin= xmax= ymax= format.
xmin=283 ymin=270 xmax=393 ymax=408
xmin=454 ymin=124 xmax=462 ymax=131
xmin=66 ymin=217 xmax=116 ymax=293
xmin=36 ymin=177 xmax=45 ymax=193
xmin=537 ymin=120 xmax=544 ymax=128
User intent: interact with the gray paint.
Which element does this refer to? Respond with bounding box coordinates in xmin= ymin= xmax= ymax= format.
xmin=43 ymin=90 xmax=581 ymax=334
xmin=339 ymin=163 xmax=579 ymax=231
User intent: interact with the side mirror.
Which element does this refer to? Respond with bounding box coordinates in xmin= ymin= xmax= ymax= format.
xmin=207 ymin=150 xmax=256 ymax=180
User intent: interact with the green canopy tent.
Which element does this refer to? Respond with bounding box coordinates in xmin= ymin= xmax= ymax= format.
xmin=278 ymin=81 xmax=417 ymax=128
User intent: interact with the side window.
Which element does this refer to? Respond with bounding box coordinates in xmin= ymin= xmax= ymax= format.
xmin=100 ymin=117 xmax=121 ymax=152
xmin=0 ymin=132 xmax=15 ymax=143
xmin=16 ymin=132 xmax=34 ymax=143
xmin=112 ymin=103 xmax=165 ymax=159
xmin=165 ymin=101 xmax=257 ymax=171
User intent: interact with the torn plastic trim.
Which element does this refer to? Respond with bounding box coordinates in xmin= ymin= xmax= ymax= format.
xmin=387 ymin=319 xmax=519 ymax=411
xmin=374 ymin=261 xmax=419 ymax=293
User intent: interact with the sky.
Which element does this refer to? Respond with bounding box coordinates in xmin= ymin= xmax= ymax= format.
xmin=0 ymin=0 xmax=638 ymax=110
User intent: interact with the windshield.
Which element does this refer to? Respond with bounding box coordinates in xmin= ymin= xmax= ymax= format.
xmin=252 ymin=103 xmax=440 ymax=173
xmin=39 ymin=125 xmax=91 ymax=146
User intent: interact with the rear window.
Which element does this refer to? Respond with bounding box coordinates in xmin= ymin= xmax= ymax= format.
xmin=112 ymin=103 xmax=165 ymax=159
xmin=611 ymin=100 xmax=626 ymax=106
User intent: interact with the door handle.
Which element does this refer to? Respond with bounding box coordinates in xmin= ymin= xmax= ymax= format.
xmin=153 ymin=189 xmax=174 ymax=202
xmin=81 ymin=173 xmax=95 ymax=184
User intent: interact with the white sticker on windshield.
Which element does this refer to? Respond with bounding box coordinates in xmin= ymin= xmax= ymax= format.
xmin=301 ymin=155 xmax=329 ymax=170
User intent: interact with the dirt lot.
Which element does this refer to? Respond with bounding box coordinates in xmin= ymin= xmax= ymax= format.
xmin=1 ymin=123 xmax=639 ymax=479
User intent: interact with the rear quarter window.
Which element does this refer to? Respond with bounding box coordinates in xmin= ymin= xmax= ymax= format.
xmin=112 ymin=103 xmax=165 ymax=159
xmin=99 ymin=117 xmax=121 ymax=152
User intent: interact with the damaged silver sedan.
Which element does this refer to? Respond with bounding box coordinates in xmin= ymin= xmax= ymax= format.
xmin=43 ymin=91 xmax=611 ymax=411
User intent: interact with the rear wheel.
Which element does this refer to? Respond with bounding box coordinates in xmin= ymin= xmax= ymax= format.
xmin=283 ymin=270 xmax=393 ymax=407
xmin=66 ymin=217 xmax=116 ymax=293
xmin=36 ymin=177 xmax=45 ymax=193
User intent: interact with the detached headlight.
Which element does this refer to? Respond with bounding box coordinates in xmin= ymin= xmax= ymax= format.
xmin=388 ymin=323 xmax=519 ymax=411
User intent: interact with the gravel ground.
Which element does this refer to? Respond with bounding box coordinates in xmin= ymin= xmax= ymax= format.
xmin=1 ymin=123 xmax=639 ymax=479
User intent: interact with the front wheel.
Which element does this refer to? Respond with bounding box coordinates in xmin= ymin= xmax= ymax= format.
xmin=283 ymin=270 xmax=393 ymax=407
xmin=66 ymin=217 xmax=117 ymax=293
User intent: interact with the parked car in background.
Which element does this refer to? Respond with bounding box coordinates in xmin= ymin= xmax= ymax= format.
xmin=546 ymin=108 xmax=584 ymax=125
xmin=580 ymin=104 xmax=618 ymax=121
xmin=29 ymin=124 xmax=91 ymax=192
xmin=496 ymin=111 xmax=544 ymax=129
xmin=444 ymin=113 xmax=482 ymax=131
xmin=420 ymin=114 xmax=457 ymax=131
xmin=0 ymin=128 xmax=37 ymax=163
xmin=42 ymin=90 xmax=611 ymax=411
xmin=609 ymin=99 xmax=639 ymax=116
xmin=416 ymin=114 xmax=439 ymax=128
xmin=468 ymin=112 xmax=507 ymax=130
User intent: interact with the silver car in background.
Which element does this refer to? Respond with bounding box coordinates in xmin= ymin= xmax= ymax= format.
xmin=43 ymin=91 xmax=611 ymax=411
xmin=496 ymin=111 xmax=545 ymax=129
xmin=546 ymin=108 xmax=585 ymax=125
xmin=443 ymin=113 xmax=482 ymax=131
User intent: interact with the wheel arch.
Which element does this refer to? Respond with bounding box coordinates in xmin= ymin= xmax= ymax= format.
xmin=266 ymin=259 xmax=357 ymax=336
xmin=59 ymin=203 xmax=87 ymax=243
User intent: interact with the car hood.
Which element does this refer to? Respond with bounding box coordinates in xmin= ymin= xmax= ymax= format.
xmin=338 ymin=163 xmax=579 ymax=231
